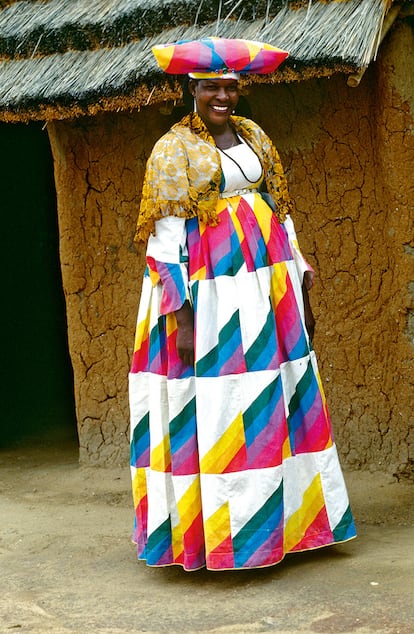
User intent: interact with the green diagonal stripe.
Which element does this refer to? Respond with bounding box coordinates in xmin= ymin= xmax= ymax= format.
xmin=196 ymin=310 xmax=240 ymax=376
xmin=287 ymin=359 xmax=313 ymax=421
xmin=243 ymin=376 xmax=280 ymax=433
xmin=333 ymin=506 xmax=355 ymax=541
xmin=233 ymin=482 xmax=283 ymax=552
xmin=131 ymin=412 xmax=149 ymax=444
xmin=245 ymin=307 xmax=275 ymax=369
xmin=170 ymin=397 xmax=196 ymax=438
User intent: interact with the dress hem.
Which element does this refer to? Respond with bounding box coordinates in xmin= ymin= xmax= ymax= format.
xmin=132 ymin=534 xmax=357 ymax=572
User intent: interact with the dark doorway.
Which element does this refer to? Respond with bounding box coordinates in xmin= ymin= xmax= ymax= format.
xmin=0 ymin=121 xmax=77 ymax=448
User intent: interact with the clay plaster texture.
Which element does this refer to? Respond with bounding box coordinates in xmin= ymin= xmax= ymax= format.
xmin=48 ymin=110 xmax=172 ymax=464
xmin=48 ymin=23 xmax=413 ymax=476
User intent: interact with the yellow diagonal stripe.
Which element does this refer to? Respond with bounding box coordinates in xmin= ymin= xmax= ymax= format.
xmin=282 ymin=435 xmax=292 ymax=461
xmin=253 ymin=195 xmax=272 ymax=243
xmin=148 ymin=268 xmax=160 ymax=286
xmin=165 ymin=312 xmax=178 ymax=337
xmin=171 ymin=521 xmax=184 ymax=561
xmin=133 ymin=307 xmax=150 ymax=353
xmin=270 ymin=262 xmax=288 ymax=311
xmin=190 ymin=263 xmax=207 ymax=281
xmin=216 ymin=198 xmax=228 ymax=215
xmin=200 ymin=412 xmax=245 ymax=474
xmin=228 ymin=200 xmax=245 ymax=243
xmin=315 ymin=366 xmax=331 ymax=432
xmin=284 ymin=472 xmax=325 ymax=552
xmin=205 ymin=501 xmax=232 ymax=555
xmin=177 ymin=478 xmax=202 ymax=534
xmin=131 ymin=467 xmax=147 ymax=509
xmin=150 ymin=436 xmax=171 ymax=472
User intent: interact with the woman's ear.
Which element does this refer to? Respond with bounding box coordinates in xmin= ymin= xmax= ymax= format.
xmin=188 ymin=78 xmax=197 ymax=96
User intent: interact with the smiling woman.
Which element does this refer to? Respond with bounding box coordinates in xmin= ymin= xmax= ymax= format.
xmin=128 ymin=37 xmax=356 ymax=572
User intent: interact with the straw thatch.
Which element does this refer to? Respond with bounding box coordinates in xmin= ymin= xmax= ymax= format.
xmin=0 ymin=0 xmax=401 ymax=122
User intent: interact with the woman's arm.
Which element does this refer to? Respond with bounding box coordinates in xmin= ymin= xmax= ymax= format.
xmin=302 ymin=281 xmax=315 ymax=342
xmin=283 ymin=215 xmax=316 ymax=342
xmin=146 ymin=216 xmax=195 ymax=365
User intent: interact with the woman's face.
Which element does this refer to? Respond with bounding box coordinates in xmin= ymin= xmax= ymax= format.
xmin=190 ymin=78 xmax=239 ymax=130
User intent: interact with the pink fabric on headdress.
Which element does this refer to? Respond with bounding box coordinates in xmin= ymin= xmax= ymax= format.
xmin=152 ymin=37 xmax=288 ymax=76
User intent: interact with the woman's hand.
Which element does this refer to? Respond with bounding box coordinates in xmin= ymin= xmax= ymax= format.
xmin=303 ymin=270 xmax=314 ymax=291
xmin=175 ymin=301 xmax=195 ymax=366
xmin=302 ymin=283 xmax=315 ymax=343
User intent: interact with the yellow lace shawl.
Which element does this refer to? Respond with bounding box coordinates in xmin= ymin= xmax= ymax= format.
xmin=134 ymin=112 xmax=293 ymax=243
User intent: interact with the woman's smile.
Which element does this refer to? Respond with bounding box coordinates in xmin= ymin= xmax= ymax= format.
xmin=210 ymin=103 xmax=233 ymax=115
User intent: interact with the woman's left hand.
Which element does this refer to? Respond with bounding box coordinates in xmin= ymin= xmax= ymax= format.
xmin=302 ymin=283 xmax=315 ymax=342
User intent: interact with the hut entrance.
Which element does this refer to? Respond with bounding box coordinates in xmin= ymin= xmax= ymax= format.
xmin=0 ymin=122 xmax=77 ymax=450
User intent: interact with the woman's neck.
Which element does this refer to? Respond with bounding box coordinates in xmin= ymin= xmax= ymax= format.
xmin=184 ymin=112 xmax=242 ymax=149
xmin=208 ymin=124 xmax=240 ymax=150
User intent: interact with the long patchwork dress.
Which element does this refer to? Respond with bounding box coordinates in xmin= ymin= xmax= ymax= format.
xmin=129 ymin=137 xmax=356 ymax=571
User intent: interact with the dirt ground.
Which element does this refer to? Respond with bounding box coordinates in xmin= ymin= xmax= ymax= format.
xmin=1 ymin=437 xmax=413 ymax=634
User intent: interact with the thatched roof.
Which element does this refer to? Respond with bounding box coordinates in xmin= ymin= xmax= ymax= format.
xmin=0 ymin=0 xmax=405 ymax=122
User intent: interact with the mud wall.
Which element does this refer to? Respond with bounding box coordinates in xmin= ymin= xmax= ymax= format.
xmin=48 ymin=21 xmax=413 ymax=474
xmin=48 ymin=111 xmax=171 ymax=463
xmin=248 ymin=20 xmax=414 ymax=477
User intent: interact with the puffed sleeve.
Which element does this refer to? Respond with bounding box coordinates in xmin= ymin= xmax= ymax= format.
xmin=134 ymin=133 xmax=192 ymax=243
xmin=283 ymin=214 xmax=315 ymax=288
xmin=146 ymin=216 xmax=190 ymax=315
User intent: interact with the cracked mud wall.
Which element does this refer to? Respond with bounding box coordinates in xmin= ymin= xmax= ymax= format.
xmin=48 ymin=22 xmax=413 ymax=474
xmin=248 ymin=20 xmax=414 ymax=477
xmin=48 ymin=111 xmax=172 ymax=464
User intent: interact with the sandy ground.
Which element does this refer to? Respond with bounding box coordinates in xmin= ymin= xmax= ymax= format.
xmin=1 ymin=439 xmax=413 ymax=634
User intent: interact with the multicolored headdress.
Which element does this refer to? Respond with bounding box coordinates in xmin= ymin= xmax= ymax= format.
xmin=152 ymin=37 xmax=289 ymax=78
